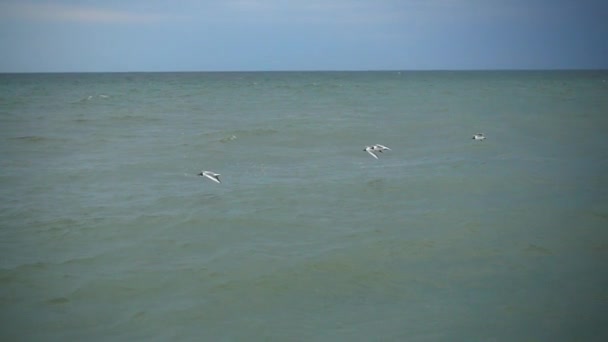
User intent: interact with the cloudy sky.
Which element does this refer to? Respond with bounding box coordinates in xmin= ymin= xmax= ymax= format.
xmin=0 ymin=0 xmax=606 ymax=72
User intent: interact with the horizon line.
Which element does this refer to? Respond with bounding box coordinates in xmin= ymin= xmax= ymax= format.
xmin=1 ymin=68 xmax=607 ymax=75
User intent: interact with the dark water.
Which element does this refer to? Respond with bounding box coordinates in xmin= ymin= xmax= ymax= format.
xmin=1 ymin=71 xmax=608 ymax=341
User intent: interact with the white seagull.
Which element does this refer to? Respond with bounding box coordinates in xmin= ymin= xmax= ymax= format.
xmin=198 ymin=170 xmax=221 ymax=183
xmin=363 ymin=146 xmax=379 ymax=159
xmin=372 ymin=144 xmax=391 ymax=153
xmin=472 ymin=133 xmax=486 ymax=141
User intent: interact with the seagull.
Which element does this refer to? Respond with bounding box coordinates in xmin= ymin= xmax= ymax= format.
xmin=372 ymin=144 xmax=391 ymax=153
xmin=472 ymin=133 xmax=486 ymax=141
xmin=363 ymin=146 xmax=379 ymax=159
xmin=198 ymin=170 xmax=221 ymax=183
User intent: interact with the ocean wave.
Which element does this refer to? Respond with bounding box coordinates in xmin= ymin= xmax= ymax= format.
xmin=79 ymin=94 xmax=111 ymax=102
xmin=225 ymin=128 xmax=279 ymax=137
xmin=8 ymin=135 xmax=51 ymax=142
xmin=6 ymin=135 xmax=70 ymax=145
xmin=0 ymin=261 xmax=49 ymax=273
xmin=105 ymin=113 xmax=163 ymax=122
xmin=201 ymin=128 xmax=279 ymax=143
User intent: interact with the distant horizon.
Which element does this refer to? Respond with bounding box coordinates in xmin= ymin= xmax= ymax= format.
xmin=2 ymin=68 xmax=608 ymax=75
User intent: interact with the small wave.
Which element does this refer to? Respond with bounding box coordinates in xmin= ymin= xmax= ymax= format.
xmin=59 ymin=255 xmax=109 ymax=267
xmin=88 ymin=94 xmax=111 ymax=100
xmin=6 ymin=135 xmax=68 ymax=144
xmin=46 ymin=297 xmax=70 ymax=305
xmin=219 ymin=135 xmax=238 ymax=143
xmin=590 ymin=210 xmax=608 ymax=221
xmin=108 ymin=114 xmax=162 ymax=122
xmin=523 ymin=244 xmax=552 ymax=255
xmin=75 ymin=94 xmax=111 ymax=103
xmin=8 ymin=135 xmax=48 ymax=142
xmin=1 ymin=261 xmax=49 ymax=273
xmin=230 ymin=128 xmax=279 ymax=137
xmin=202 ymin=128 xmax=278 ymax=143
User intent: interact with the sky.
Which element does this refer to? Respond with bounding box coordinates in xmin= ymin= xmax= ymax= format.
xmin=0 ymin=0 xmax=606 ymax=72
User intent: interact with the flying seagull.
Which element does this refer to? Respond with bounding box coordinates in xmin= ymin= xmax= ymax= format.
xmin=363 ymin=146 xmax=379 ymax=159
xmin=198 ymin=170 xmax=221 ymax=183
xmin=472 ymin=133 xmax=486 ymax=141
xmin=372 ymin=144 xmax=391 ymax=153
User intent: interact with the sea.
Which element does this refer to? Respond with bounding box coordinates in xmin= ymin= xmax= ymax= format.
xmin=1 ymin=70 xmax=607 ymax=341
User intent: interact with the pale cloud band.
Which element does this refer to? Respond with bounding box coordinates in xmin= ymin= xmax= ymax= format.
xmin=0 ymin=2 xmax=168 ymax=24
xmin=0 ymin=0 xmax=530 ymax=26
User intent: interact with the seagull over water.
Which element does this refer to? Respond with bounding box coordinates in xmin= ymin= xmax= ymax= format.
xmin=363 ymin=144 xmax=391 ymax=159
xmin=472 ymin=133 xmax=486 ymax=141
xmin=372 ymin=144 xmax=391 ymax=153
xmin=363 ymin=146 xmax=379 ymax=159
xmin=198 ymin=170 xmax=221 ymax=183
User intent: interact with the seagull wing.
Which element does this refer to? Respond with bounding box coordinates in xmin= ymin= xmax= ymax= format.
xmin=366 ymin=149 xmax=379 ymax=159
xmin=202 ymin=172 xmax=221 ymax=183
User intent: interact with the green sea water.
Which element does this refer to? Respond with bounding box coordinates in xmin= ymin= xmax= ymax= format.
xmin=1 ymin=71 xmax=608 ymax=341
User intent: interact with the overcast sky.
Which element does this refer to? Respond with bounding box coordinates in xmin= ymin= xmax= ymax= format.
xmin=0 ymin=0 xmax=606 ymax=72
